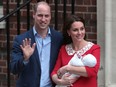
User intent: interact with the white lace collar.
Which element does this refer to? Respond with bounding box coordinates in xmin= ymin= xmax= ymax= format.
xmin=65 ymin=42 xmax=94 ymax=56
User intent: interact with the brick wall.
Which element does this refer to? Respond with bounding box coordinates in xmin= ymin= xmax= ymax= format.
xmin=0 ymin=0 xmax=97 ymax=87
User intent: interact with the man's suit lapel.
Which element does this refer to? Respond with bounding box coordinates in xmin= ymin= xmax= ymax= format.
xmin=27 ymin=29 xmax=41 ymax=67
xmin=49 ymin=29 xmax=58 ymax=73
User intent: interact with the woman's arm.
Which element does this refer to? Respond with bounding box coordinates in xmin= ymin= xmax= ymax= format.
xmin=58 ymin=65 xmax=88 ymax=77
xmin=52 ymin=73 xmax=76 ymax=86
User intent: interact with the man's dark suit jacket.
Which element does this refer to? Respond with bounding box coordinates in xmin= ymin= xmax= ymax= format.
xmin=10 ymin=28 xmax=63 ymax=87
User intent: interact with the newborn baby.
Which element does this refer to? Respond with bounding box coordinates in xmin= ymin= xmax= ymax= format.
xmin=56 ymin=53 xmax=97 ymax=87
xmin=67 ymin=53 xmax=97 ymax=78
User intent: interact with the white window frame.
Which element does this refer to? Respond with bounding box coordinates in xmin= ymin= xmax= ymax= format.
xmin=0 ymin=6 xmax=5 ymax=29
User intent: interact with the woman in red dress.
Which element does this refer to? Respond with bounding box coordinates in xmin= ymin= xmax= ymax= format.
xmin=51 ymin=15 xmax=100 ymax=87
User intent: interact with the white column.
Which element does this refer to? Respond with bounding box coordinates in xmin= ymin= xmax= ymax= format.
xmin=97 ymin=0 xmax=105 ymax=87
xmin=105 ymin=0 xmax=112 ymax=86
xmin=97 ymin=0 xmax=116 ymax=87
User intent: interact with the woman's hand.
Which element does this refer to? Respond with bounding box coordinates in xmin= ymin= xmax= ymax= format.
xmin=57 ymin=65 xmax=69 ymax=76
xmin=59 ymin=73 xmax=77 ymax=86
xmin=57 ymin=65 xmax=79 ymax=85
xmin=20 ymin=38 xmax=36 ymax=61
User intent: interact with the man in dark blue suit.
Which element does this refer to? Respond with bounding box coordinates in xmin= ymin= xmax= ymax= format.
xmin=10 ymin=1 xmax=63 ymax=87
